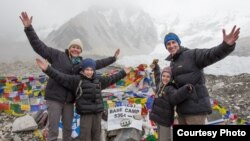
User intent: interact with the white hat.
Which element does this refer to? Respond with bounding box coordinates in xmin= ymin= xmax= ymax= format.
xmin=68 ymin=39 xmax=83 ymax=52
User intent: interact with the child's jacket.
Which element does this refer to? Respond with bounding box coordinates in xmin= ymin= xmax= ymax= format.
xmin=149 ymin=64 xmax=194 ymax=127
xmin=45 ymin=66 xmax=126 ymax=115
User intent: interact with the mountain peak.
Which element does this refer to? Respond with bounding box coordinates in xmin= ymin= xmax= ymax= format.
xmin=45 ymin=6 xmax=158 ymax=56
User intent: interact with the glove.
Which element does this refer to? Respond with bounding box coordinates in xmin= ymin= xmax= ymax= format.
xmin=150 ymin=59 xmax=159 ymax=69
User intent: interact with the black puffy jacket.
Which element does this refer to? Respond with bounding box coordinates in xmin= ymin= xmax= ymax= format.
xmin=44 ymin=66 xmax=126 ymax=115
xmin=24 ymin=25 xmax=116 ymax=103
xmin=149 ymin=64 xmax=193 ymax=127
xmin=166 ymin=42 xmax=235 ymax=115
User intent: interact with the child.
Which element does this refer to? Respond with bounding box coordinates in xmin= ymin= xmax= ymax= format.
xmin=36 ymin=58 xmax=131 ymax=141
xmin=149 ymin=59 xmax=195 ymax=141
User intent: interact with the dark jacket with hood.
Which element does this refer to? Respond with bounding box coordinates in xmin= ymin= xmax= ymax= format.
xmin=149 ymin=64 xmax=194 ymax=127
xmin=24 ymin=26 xmax=116 ymax=103
xmin=166 ymin=42 xmax=235 ymax=115
xmin=44 ymin=66 xmax=126 ymax=115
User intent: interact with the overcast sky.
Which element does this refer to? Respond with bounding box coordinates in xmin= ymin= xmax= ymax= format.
xmin=0 ymin=0 xmax=249 ymax=41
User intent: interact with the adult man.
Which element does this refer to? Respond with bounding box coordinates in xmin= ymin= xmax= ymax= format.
xmin=163 ymin=26 xmax=240 ymax=124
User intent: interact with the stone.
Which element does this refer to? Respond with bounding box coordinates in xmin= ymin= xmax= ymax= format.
xmin=113 ymin=128 xmax=142 ymax=141
xmin=12 ymin=115 xmax=38 ymax=132
xmin=13 ymin=135 xmax=22 ymax=141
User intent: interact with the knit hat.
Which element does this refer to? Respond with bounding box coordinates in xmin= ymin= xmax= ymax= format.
xmin=162 ymin=66 xmax=172 ymax=76
xmin=80 ymin=58 xmax=96 ymax=70
xmin=68 ymin=39 xmax=83 ymax=52
xmin=164 ymin=33 xmax=181 ymax=46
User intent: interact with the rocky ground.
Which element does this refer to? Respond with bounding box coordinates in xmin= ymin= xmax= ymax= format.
xmin=0 ymin=112 xmax=42 ymax=141
xmin=0 ymin=61 xmax=250 ymax=140
xmin=206 ymin=73 xmax=250 ymax=121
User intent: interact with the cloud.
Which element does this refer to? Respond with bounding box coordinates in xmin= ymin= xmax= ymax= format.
xmin=0 ymin=0 xmax=249 ymax=41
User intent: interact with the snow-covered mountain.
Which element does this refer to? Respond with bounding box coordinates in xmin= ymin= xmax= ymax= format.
xmin=116 ymin=44 xmax=250 ymax=76
xmin=154 ymin=11 xmax=250 ymax=50
xmin=114 ymin=10 xmax=250 ymax=75
xmin=45 ymin=6 xmax=158 ymax=56
xmin=1 ymin=6 xmax=250 ymax=75
xmin=231 ymin=36 xmax=250 ymax=57
xmin=115 ymin=10 xmax=250 ymax=75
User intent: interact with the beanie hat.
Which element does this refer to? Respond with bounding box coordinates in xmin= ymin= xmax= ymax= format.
xmin=164 ymin=33 xmax=181 ymax=46
xmin=162 ymin=66 xmax=172 ymax=76
xmin=80 ymin=58 xmax=96 ymax=70
xmin=68 ymin=39 xmax=83 ymax=52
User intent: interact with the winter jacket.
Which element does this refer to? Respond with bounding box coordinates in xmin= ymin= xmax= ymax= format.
xmin=44 ymin=66 xmax=126 ymax=115
xmin=149 ymin=64 xmax=193 ymax=127
xmin=24 ymin=25 xmax=116 ymax=103
xmin=166 ymin=41 xmax=235 ymax=115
